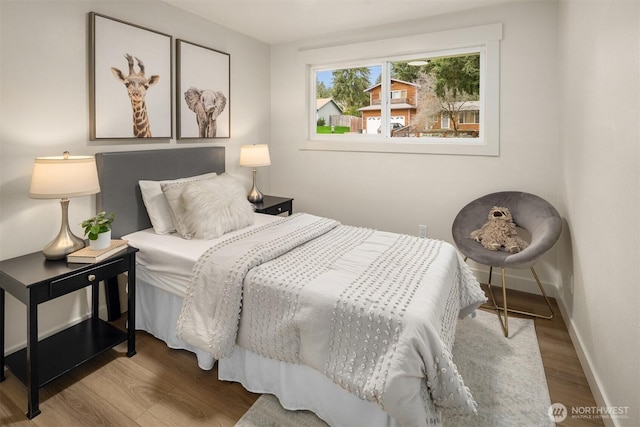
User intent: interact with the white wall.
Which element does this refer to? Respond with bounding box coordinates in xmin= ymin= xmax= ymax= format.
xmin=270 ymin=3 xmax=562 ymax=293
xmin=558 ymin=1 xmax=639 ymax=425
xmin=0 ymin=0 xmax=271 ymax=351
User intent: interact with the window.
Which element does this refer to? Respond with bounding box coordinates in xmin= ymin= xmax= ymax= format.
xmin=459 ymin=111 xmax=480 ymax=124
xmin=313 ymin=53 xmax=481 ymax=138
xmin=300 ymin=23 xmax=502 ymax=156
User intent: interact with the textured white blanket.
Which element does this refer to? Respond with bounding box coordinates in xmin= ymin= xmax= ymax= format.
xmin=177 ymin=214 xmax=339 ymax=356
xmin=177 ymin=213 xmax=487 ymax=427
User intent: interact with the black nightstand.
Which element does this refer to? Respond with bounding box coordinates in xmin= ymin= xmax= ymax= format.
xmin=0 ymin=246 xmax=138 ymax=419
xmin=252 ymin=195 xmax=294 ymax=216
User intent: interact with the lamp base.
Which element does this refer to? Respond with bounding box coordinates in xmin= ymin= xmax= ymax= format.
xmin=247 ymin=186 xmax=264 ymax=203
xmin=247 ymin=169 xmax=264 ymax=203
xmin=43 ymin=199 xmax=86 ymax=260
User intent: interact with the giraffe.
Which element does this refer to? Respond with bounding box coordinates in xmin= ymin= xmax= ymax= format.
xmin=111 ymin=54 xmax=159 ymax=138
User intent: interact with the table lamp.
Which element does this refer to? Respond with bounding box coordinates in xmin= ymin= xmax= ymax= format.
xmin=239 ymin=144 xmax=271 ymax=202
xmin=29 ymin=151 xmax=101 ymax=260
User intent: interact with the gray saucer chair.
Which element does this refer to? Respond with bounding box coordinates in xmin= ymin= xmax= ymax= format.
xmin=452 ymin=191 xmax=562 ymax=337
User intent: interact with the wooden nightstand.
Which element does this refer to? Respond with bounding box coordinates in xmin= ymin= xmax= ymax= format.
xmin=0 ymin=246 xmax=138 ymax=419
xmin=252 ymin=195 xmax=294 ymax=216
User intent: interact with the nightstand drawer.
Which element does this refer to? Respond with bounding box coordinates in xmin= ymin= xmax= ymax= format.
xmin=49 ymin=257 xmax=126 ymax=298
xmin=262 ymin=204 xmax=289 ymax=215
xmin=252 ymin=196 xmax=293 ymax=216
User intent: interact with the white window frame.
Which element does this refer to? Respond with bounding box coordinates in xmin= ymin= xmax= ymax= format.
xmin=298 ymin=23 xmax=502 ymax=156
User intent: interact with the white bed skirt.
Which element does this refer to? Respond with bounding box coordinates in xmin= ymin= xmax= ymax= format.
xmin=136 ymin=279 xmax=216 ymax=370
xmin=135 ymin=279 xmax=396 ymax=427
xmin=219 ymin=347 xmax=396 ymax=427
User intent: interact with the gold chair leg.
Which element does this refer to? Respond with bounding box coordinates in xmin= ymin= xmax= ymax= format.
xmin=500 ymin=268 xmax=509 ymax=336
xmin=527 ymin=267 xmax=555 ymax=320
xmin=464 ymin=257 xmax=553 ymax=337
xmin=481 ymin=266 xmax=554 ymax=337
xmin=483 ymin=267 xmax=509 ymax=336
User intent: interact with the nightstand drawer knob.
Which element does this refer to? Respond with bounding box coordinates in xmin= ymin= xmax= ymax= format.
xmin=88 ymin=274 xmax=96 ymax=282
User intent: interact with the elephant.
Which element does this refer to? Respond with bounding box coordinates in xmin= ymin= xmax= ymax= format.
xmin=184 ymin=87 xmax=227 ymax=138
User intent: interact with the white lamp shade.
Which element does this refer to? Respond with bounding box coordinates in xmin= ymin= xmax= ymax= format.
xmin=239 ymin=144 xmax=271 ymax=167
xmin=29 ymin=155 xmax=101 ymax=199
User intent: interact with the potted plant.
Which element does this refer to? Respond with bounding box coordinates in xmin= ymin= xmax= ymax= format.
xmin=82 ymin=211 xmax=115 ymax=250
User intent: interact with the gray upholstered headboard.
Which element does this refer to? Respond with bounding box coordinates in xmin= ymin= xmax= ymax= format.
xmin=96 ymin=147 xmax=226 ymax=238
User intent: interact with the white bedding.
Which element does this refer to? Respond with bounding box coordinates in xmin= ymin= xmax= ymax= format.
xmin=174 ymin=213 xmax=486 ymax=426
xmin=123 ymin=213 xmax=280 ymax=296
xmin=125 ymin=212 xmax=486 ymax=427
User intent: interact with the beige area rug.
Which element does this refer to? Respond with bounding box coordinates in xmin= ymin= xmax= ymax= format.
xmin=235 ymin=309 xmax=553 ymax=426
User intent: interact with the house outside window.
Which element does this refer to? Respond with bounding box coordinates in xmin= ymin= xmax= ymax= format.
xmin=359 ymin=79 xmax=419 ymax=135
xmin=316 ymin=98 xmax=343 ymax=128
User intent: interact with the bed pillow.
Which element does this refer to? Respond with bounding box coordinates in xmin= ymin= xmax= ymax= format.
xmin=181 ymin=174 xmax=255 ymax=240
xmin=160 ymin=179 xmax=200 ymax=238
xmin=139 ymin=172 xmax=217 ymax=234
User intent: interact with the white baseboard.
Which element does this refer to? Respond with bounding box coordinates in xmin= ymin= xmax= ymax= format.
xmin=4 ymin=312 xmax=93 ymax=356
xmin=556 ymin=299 xmax=618 ymax=427
xmin=468 ymin=266 xmax=559 ymax=298
xmin=4 ymin=282 xmax=114 ymax=356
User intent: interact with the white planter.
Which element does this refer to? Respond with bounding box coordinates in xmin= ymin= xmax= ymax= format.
xmin=89 ymin=230 xmax=111 ymax=250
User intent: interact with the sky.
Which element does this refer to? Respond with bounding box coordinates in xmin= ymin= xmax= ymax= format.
xmin=317 ymin=66 xmax=381 ymax=89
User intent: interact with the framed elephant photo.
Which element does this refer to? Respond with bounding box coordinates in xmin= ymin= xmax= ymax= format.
xmin=89 ymin=12 xmax=173 ymax=140
xmin=177 ymin=39 xmax=230 ymax=139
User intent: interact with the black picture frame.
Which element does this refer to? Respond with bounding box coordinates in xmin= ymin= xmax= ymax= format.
xmin=177 ymin=39 xmax=230 ymax=139
xmin=89 ymin=12 xmax=173 ymax=140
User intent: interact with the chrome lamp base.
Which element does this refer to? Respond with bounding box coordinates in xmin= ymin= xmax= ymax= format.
xmin=43 ymin=198 xmax=85 ymax=260
xmin=247 ymin=168 xmax=264 ymax=203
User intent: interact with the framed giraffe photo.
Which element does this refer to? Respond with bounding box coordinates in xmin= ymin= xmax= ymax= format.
xmin=177 ymin=39 xmax=230 ymax=139
xmin=89 ymin=12 xmax=173 ymax=140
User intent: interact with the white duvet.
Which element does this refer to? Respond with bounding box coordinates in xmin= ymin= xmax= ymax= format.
xmin=176 ymin=213 xmax=487 ymax=427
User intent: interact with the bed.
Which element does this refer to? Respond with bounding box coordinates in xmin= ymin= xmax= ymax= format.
xmin=95 ymin=147 xmax=487 ymax=427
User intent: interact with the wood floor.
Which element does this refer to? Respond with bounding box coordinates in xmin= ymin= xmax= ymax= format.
xmin=1 ymin=287 xmax=603 ymax=427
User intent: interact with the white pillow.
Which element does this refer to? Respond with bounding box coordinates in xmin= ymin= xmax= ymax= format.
xmin=163 ymin=174 xmax=255 ymax=240
xmin=139 ymin=172 xmax=217 ymax=234
xmin=160 ymin=179 xmax=198 ymax=238
xmin=183 ymin=174 xmax=255 ymax=239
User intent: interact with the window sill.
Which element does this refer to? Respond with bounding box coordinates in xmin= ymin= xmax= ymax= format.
xmin=300 ymin=137 xmax=499 ymax=156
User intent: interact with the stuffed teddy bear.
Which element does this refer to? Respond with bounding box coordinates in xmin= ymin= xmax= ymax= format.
xmin=470 ymin=206 xmax=529 ymax=253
